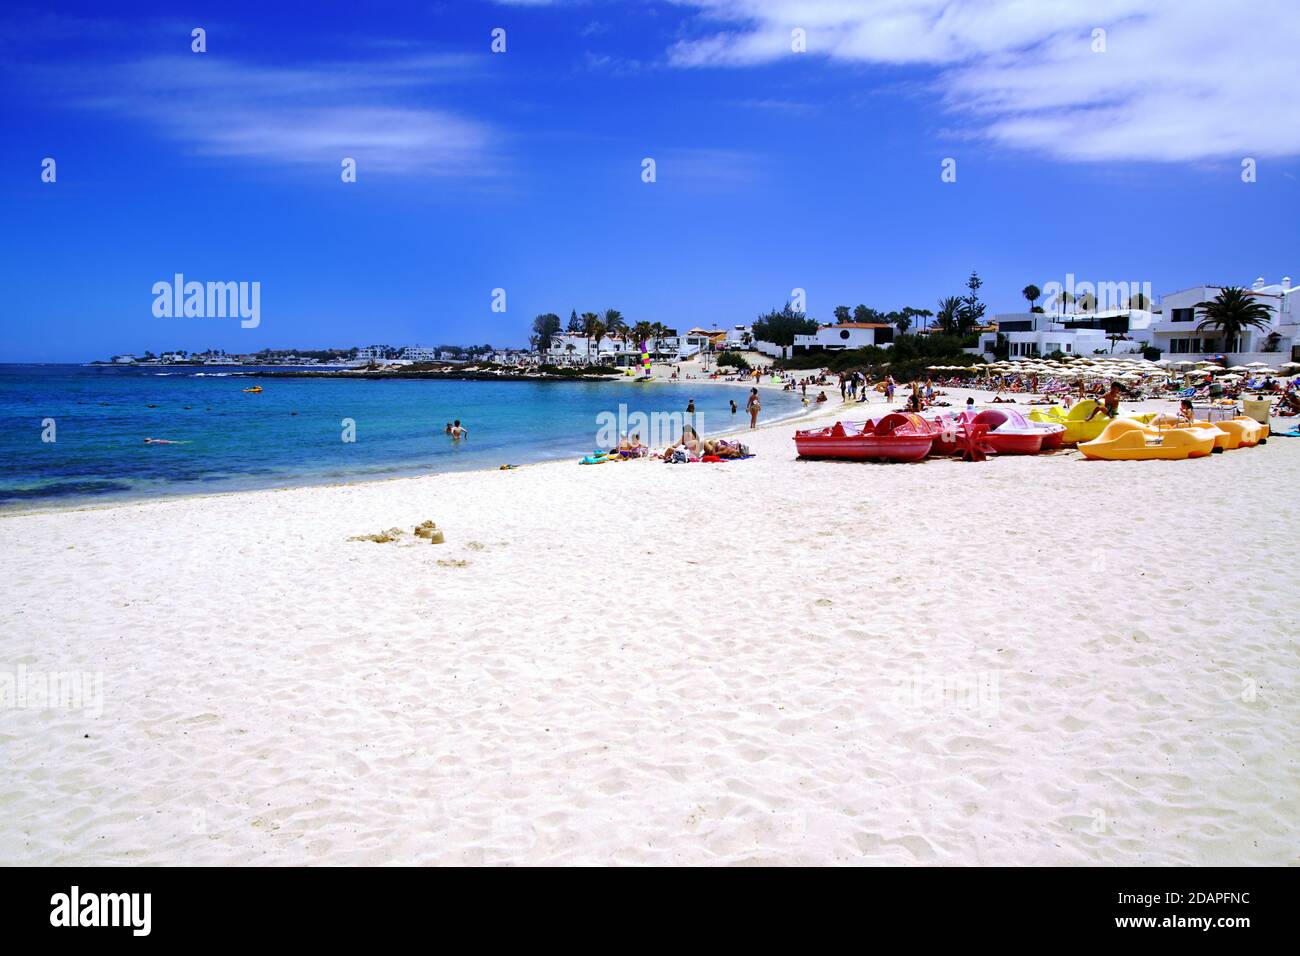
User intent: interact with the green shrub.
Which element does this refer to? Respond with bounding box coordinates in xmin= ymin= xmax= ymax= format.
xmin=776 ymin=333 xmax=985 ymax=381
xmin=716 ymin=350 xmax=751 ymax=370
xmin=535 ymin=363 xmax=612 ymax=376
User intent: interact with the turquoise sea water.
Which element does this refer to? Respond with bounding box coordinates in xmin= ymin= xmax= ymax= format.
xmin=0 ymin=365 xmax=803 ymax=511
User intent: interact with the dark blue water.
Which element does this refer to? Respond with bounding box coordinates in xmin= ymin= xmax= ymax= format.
xmin=0 ymin=365 xmax=801 ymax=510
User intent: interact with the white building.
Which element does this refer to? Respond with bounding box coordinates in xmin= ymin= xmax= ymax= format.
xmin=724 ymin=325 xmax=753 ymax=349
xmin=792 ymin=322 xmax=894 ymax=354
xmin=543 ymin=333 xmax=632 ymax=364
xmin=399 ymin=346 xmax=439 ymax=362
xmin=1148 ymin=277 xmax=1297 ymax=363
xmin=543 ymin=331 xmax=692 ymax=365
xmin=978 ymin=310 xmax=1155 ymax=358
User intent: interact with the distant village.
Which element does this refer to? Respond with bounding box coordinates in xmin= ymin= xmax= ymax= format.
xmin=92 ymin=327 xmax=746 ymax=369
xmin=94 ymin=275 xmax=1298 ymax=371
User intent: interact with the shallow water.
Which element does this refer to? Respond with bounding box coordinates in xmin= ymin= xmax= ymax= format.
xmin=0 ymin=365 xmax=802 ymax=510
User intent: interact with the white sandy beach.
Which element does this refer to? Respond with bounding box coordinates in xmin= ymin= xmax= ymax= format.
xmin=2 ymin=384 xmax=1297 ymax=866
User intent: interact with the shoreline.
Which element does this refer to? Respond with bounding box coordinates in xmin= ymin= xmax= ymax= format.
xmin=4 ymin=378 xmax=1274 ymax=521
xmin=0 ymin=379 xmax=824 ymax=520
xmin=0 ymin=378 xmax=1252 ymax=522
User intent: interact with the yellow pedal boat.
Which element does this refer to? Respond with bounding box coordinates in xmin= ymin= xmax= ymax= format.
xmin=1028 ymin=400 xmax=1117 ymax=444
xmin=1202 ymin=416 xmax=1267 ymax=449
xmin=1079 ymin=418 xmax=1219 ymax=461
xmin=1136 ymin=414 xmax=1268 ymax=450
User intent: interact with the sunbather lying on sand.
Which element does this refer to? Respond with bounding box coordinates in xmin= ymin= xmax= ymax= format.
xmin=702 ymin=438 xmax=749 ymax=458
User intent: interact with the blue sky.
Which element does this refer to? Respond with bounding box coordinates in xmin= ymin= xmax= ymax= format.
xmin=3 ymin=0 xmax=1298 ymax=361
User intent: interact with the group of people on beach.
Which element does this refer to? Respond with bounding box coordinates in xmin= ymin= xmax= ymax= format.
xmin=689 ymin=389 xmax=762 ymax=428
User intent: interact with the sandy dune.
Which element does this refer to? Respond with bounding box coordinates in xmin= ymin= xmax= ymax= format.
xmin=2 ymin=389 xmax=1297 ymax=865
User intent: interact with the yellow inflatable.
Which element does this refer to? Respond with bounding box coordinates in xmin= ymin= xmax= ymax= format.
xmin=1079 ymin=418 xmax=1219 ymax=461
xmin=1202 ymin=416 xmax=1267 ymax=449
xmin=1028 ymin=400 xmax=1130 ymax=444
xmin=1136 ymin=414 xmax=1268 ymax=450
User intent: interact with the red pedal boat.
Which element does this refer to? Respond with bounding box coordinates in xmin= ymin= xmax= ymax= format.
xmin=794 ymin=413 xmax=935 ymax=462
xmin=971 ymin=408 xmax=1064 ymax=454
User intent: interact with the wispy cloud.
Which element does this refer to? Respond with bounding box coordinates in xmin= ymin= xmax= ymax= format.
xmin=44 ymin=51 xmax=499 ymax=176
xmin=663 ymin=0 xmax=1300 ymax=162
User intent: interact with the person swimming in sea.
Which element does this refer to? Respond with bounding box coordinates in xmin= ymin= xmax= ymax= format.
xmin=449 ymin=420 xmax=469 ymax=440
xmin=144 ymin=437 xmax=181 ymax=444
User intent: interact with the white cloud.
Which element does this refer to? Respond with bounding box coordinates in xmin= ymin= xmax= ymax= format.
xmin=63 ymin=53 xmax=497 ymax=175
xmin=665 ymin=0 xmax=1300 ymax=161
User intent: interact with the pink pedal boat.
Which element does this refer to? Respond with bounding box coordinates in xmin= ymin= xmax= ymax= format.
xmin=924 ymin=409 xmax=1064 ymax=455
xmin=972 ymin=408 xmax=1065 ymax=454
xmin=794 ymin=413 xmax=935 ymax=462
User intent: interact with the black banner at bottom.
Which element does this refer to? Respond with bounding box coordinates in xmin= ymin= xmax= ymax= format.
xmin=0 ymin=866 xmax=1287 ymax=943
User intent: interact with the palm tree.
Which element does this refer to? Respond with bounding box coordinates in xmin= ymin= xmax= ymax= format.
xmin=935 ymin=296 xmax=965 ymax=335
xmin=1076 ymin=292 xmax=1096 ymax=314
xmin=589 ymin=319 xmax=608 ymax=364
xmin=580 ymin=312 xmax=600 ymax=363
xmin=1052 ymin=290 xmax=1074 ymax=314
xmin=603 ymin=309 xmax=627 ymax=357
xmin=1194 ymin=287 xmax=1274 ymax=354
xmin=1022 ymin=284 xmax=1041 ymax=312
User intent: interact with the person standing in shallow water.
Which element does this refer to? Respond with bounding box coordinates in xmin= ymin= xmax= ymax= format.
xmin=746 ymin=388 xmax=760 ymax=429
